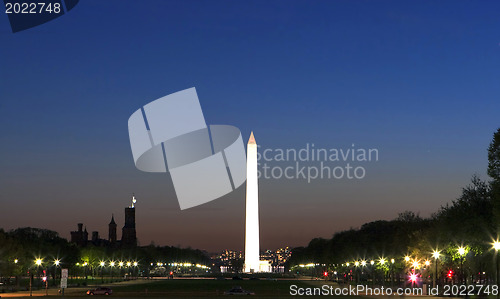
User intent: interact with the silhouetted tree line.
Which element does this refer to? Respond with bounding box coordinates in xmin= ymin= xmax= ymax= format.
xmin=288 ymin=128 xmax=500 ymax=277
xmin=0 ymin=227 xmax=209 ymax=283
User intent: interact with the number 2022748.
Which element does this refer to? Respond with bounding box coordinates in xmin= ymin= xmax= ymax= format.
xmin=5 ymin=2 xmax=62 ymax=14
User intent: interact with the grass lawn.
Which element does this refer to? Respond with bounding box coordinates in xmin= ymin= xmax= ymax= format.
xmin=0 ymin=278 xmax=368 ymax=298
xmin=105 ymin=278 xmax=360 ymax=298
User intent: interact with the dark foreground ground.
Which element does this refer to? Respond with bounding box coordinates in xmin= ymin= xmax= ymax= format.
xmin=1 ymin=278 xmax=472 ymax=299
xmin=0 ymin=278 xmax=361 ymax=298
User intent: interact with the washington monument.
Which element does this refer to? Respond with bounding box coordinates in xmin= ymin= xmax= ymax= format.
xmin=244 ymin=132 xmax=268 ymax=273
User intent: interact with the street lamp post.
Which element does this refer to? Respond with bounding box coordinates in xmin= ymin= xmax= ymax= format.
xmin=119 ymin=261 xmax=124 ymax=280
xmin=53 ymin=259 xmax=60 ymax=287
xmin=390 ymin=259 xmax=395 ymax=287
xmin=404 ymin=256 xmax=411 ymax=288
xmin=424 ymin=260 xmax=431 ymax=286
xmin=432 ymin=250 xmax=441 ymax=289
xmin=100 ymin=261 xmax=105 ymax=283
xmin=458 ymin=247 xmax=466 ymax=285
xmin=345 ymin=263 xmax=350 ymax=284
xmin=13 ymin=259 xmax=20 ymax=287
xmin=32 ymin=258 xmax=43 ymax=297
xmin=379 ymin=258 xmax=386 ymax=286
xmin=43 ymin=271 xmax=48 ymax=296
xmin=127 ymin=262 xmax=132 ymax=280
xmin=355 ymin=261 xmax=360 ymax=284
xmin=370 ymin=260 xmax=375 ymax=286
xmin=492 ymin=241 xmax=500 ymax=299
xmin=29 ymin=269 xmax=32 ymax=297
xmin=110 ymin=262 xmax=115 ymax=282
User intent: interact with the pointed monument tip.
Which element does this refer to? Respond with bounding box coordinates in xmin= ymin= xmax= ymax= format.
xmin=248 ymin=131 xmax=256 ymax=144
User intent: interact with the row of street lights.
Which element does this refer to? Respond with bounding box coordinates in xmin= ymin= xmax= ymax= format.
xmin=340 ymin=247 xmax=467 ymax=286
xmin=334 ymin=242 xmax=500 ymax=288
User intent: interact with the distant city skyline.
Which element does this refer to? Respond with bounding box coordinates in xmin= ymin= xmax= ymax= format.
xmin=1 ymin=1 xmax=499 ymax=252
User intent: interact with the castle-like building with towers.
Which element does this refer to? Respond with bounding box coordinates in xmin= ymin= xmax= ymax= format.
xmin=70 ymin=195 xmax=137 ymax=247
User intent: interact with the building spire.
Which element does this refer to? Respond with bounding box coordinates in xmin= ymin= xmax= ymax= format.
xmin=109 ymin=214 xmax=116 ymax=225
xmin=248 ymin=131 xmax=256 ymax=144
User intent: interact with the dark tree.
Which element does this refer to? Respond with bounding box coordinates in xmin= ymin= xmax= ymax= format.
xmin=488 ymin=128 xmax=500 ymax=232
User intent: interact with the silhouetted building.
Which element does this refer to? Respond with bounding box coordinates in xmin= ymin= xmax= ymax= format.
xmin=121 ymin=206 xmax=137 ymax=246
xmin=84 ymin=227 xmax=88 ymax=243
xmin=92 ymin=231 xmax=99 ymax=242
xmin=70 ymin=223 xmax=88 ymax=247
xmin=69 ymin=196 xmax=138 ymax=248
xmin=108 ymin=214 xmax=117 ymax=243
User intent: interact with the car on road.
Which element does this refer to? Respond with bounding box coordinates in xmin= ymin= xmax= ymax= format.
xmin=86 ymin=287 xmax=113 ymax=295
xmin=224 ymin=286 xmax=255 ymax=295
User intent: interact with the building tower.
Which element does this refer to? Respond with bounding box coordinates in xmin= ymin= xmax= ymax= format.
xmin=92 ymin=231 xmax=99 ymax=243
xmin=70 ymin=223 xmax=88 ymax=247
xmin=121 ymin=195 xmax=137 ymax=247
xmin=108 ymin=215 xmax=117 ymax=243
xmin=83 ymin=226 xmax=89 ymax=245
xmin=244 ymin=132 xmax=260 ymax=272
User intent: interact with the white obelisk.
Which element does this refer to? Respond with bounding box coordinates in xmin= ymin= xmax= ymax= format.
xmin=244 ymin=131 xmax=260 ymax=273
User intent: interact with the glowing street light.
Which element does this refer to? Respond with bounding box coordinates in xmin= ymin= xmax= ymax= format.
xmin=133 ymin=262 xmax=138 ymax=267
xmin=35 ymin=258 xmax=43 ymax=266
xmin=119 ymin=261 xmax=124 ymax=267
xmin=100 ymin=261 xmax=105 ymax=267
xmin=354 ymin=261 xmax=360 ymax=267
xmin=14 ymin=259 xmax=18 ymax=264
xmin=54 ymin=259 xmax=60 ymax=266
xmin=412 ymin=260 xmax=419 ymax=269
xmin=127 ymin=262 xmax=132 ymax=267
xmin=379 ymin=258 xmax=386 ymax=265
xmin=346 ymin=262 xmax=350 ymax=267
xmin=424 ymin=260 xmax=430 ymax=267
xmin=361 ymin=260 xmax=366 ymax=267
xmin=370 ymin=260 xmax=375 ymax=265
xmin=391 ymin=258 xmax=395 ymax=264
xmin=432 ymin=250 xmax=441 ymax=260
xmin=458 ymin=247 xmax=466 ymax=256
xmin=405 ymin=256 xmax=410 ymax=262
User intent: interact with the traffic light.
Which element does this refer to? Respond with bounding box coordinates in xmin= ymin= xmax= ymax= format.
xmin=324 ymin=271 xmax=328 ymax=277
xmin=447 ymin=270 xmax=453 ymax=278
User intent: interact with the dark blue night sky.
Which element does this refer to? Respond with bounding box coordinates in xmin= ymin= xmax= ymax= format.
xmin=1 ymin=0 xmax=499 ymax=251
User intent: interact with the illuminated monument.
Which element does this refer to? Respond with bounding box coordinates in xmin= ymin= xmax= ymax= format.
xmin=244 ymin=132 xmax=271 ymax=273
